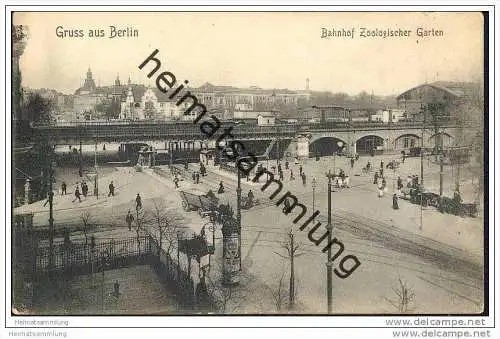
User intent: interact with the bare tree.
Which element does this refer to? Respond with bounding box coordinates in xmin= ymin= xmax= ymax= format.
xmin=269 ymin=264 xmax=287 ymax=312
xmin=205 ymin=262 xmax=248 ymax=314
xmin=273 ymin=230 xmax=304 ymax=309
xmin=80 ymin=211 xmax=95 ymax=265
xmin=150 ymin=199 xmax=185 ymax=257
xmin=134 ymin=207 xmax=148 ymax=254
xmin=383 ymin=277 xmax=416 ymax=314
xmin=80 ymin=211 xmax=94 ymax=247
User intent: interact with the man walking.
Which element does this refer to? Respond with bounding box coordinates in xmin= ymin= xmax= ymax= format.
xmin=108 ymin=181 xmax=115 ymax=197
xmin=173 ymin=174 xmax=179 ymax=188
xmin=135 ymin=193 xmax=142 ymax=211
xmin=126 ymin=210 xmax=135 ymax=231
xmin=61 ymin=181 xmax=67 ymax=195
xmin=73 ymin=186 xmax=81 ymax=203
xmin=392 ymin=193 xmax=400 ymax=209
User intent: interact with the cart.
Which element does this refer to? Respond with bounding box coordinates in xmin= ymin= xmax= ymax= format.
xmin=179 ymin=189 xmax=219 ymax=217
xmin=241 ymin=196 xmax=260 ymax=210
xmin=386 ymin=160 xmax=400 ymax=170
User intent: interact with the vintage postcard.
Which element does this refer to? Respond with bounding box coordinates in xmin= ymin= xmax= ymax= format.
xmin=7 ymin=8 xmax=492 ymax=331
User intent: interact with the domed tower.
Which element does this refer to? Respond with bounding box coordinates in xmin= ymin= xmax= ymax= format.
xmin=82 ymin=67 xmax=97 ymax=93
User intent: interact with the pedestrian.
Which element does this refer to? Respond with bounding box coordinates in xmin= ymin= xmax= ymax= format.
xmin=195 ymin=172 xmax=200 ymax=184
xmin=401 ymin=151 xmax=406 ymax=163
xmin=378 ymin=186 xmax=384 ymax=198
xmin=278 ymin=163 xmax=282 ymax=173
xmin=350 ymin=157 xmax=355 ymax=169
xmin=108 ymin=181 xmax=115 ymax=197
xmin=73 ymin=186 xmax=81 ymax=203
xmin=283 ymin=197 xmax=291 ymax=213
xmin=173 ymin=174 xmax=179 ymax=188
xmin=299 ymin=165 xmax=303 ymax=176
xmin=247 ymin=190 xmax=254 ymax=207
xmin=217 ymin=181 xmax=225 ymax=194
xmin=135 ymin=193 xmax=142 ymax=211
xmin=392 ymin=194 xmax=400 ymax=209
xmin=380 ymin=160 xmax=384 ymax=170
xmin=343 ymin=176 xmax=350 ymax=188
xmin=126 ymin=210 xmax=135 ymax=231
xmin=81 ymin=181 xmax=88 ymax=198
xmin=302 ymin=172 xmax=307 ymax=186
xmin=290 ymin=169 xmax=295 ymax=181
xmin=380 ymin=168 xmax=384 ymax=177
xmin=78 ymin=168 xmax=83 ymax=178
xmin=61 ymin=181 xmax=67 ymax=195
xmin=192 ymin=172 xmax=196 ymax=182
xmin=373 ymin=171 xmax=379 ymax=184
xmin=285 ymin=161 xmax=289 ymax=170
xmin=397 ymin=176 xmax=403 ymax=191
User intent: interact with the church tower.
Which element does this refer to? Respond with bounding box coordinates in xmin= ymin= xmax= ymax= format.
xmin=82 ymin=67 xmax=97 ymax=93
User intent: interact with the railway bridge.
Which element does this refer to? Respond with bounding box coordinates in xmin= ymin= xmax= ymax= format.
xmin=29 ymin=120 xmax=470 ymax=160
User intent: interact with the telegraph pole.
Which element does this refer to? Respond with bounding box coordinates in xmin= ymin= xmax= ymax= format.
xmin=289 ymin=230 xmax=295 ymax=308
xmin=94 ymin=141 xmax=99 ymax=199
xmin=236 ymin=164 xmax=242 ymax=271
xmin=325 ymin=170 xmax=335 ymax=314
xmin=439 ymin=154 xmax=444 ymax=196
xmin=48 ymin=157 xmax=55 ymax=271
xmin=419 ymin=106 xmax=425 ymax=231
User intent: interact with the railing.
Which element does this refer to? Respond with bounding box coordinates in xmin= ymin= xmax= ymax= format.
xmin=33 ymin=236 xmax=152 ymax=275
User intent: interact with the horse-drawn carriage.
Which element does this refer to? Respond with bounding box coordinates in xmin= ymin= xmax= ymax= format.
xmin=179 ymin=189 xmax=219 ymax=217
xmin=241 ymin=195 xmax=260 ymax=210
xmin=386 ymin=160 xmax=400 ymax=170
xmin=400 ymin=186 xmax=439 ymax=207
xmin=400 ymin=186 xmax=478 ymax=217
xmin=438 ymin=197 xmax=478 ymax=217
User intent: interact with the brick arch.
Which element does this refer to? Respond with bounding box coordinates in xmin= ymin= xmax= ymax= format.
xmin=309 ymin=136 xmax=348 ymax=157
xmin=355 ymin=134 xmax=385 ymax=154
xmin=428 ymin=132 xmax=454 ymax=148
xmin=308 ymin=133 xmax=348 ymax=145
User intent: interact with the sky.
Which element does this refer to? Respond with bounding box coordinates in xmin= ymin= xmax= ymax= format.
xmin=14 ymin=11 xmax=484 ymax=96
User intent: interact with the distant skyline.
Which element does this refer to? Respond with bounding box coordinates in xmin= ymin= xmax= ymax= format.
xmin=14 ymin=12 xmax=484 ymax=96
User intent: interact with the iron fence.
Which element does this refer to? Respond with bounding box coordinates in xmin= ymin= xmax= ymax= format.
xmin=34 ymin=236 xmax=151 ymax=276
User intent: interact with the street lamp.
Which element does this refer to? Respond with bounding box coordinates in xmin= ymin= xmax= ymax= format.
xmin=94 ymin=140 xmax=99 ymax=199
xmin=235 ymin=155 xmax=253 ymax=272
xmin=204 ymin=220 xmax=216 ymax=271
xmin=324 ymin=170 xmax=338 ymax=314
xmin=312 ymin=177 xmax=317 ymax=220
xmin=333 ymin=141 xmax=344 ymax=175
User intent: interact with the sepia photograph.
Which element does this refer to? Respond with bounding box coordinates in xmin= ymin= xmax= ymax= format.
xmin=7 ymin=8 xmax=490 ymax=326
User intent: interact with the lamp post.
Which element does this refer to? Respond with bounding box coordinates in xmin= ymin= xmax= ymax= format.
xmin=205 ymin=221 xmax=216 ymax=271
xmin=333 ymin=141 xmax=344 ymax=175
xmin=419 ymin=105 xmax=425 ymax=231
xmin=94 ymin=140 xmax=99 ymax=199
xmin=236 ymin=164 xmax=242 ymax=271
xmin=48 ymin=154 xmax=55 ymax=271
xmin=312 ymin=177 xmax=317 ymax=219
xmin=325 ymin=170 xmax=336 ymax=314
